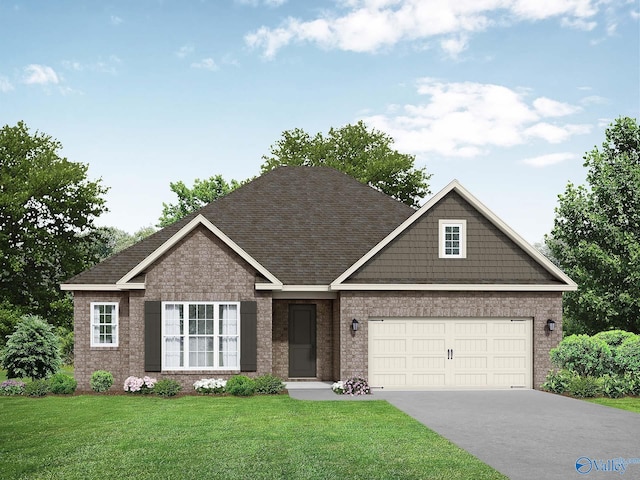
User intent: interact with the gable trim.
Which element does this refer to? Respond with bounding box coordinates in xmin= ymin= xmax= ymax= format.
xmin=117 ymin=214 xmax=283 ymax=288
xmin=60 ymin=283 xmax=146 ymax=291
xmin=330 ymin=179 xmax=577 ymax=289
xmin=331 ymin=283 xmax=576 ymax=292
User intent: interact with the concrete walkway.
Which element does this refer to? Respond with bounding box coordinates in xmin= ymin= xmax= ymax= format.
xmin=288 ymin=388 xmax=640 ymax=480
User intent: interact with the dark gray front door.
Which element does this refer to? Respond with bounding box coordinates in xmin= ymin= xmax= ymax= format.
xmin=288 ymin=304 xmax=316 ymax=377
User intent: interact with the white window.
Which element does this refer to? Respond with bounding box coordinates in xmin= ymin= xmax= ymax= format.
xmin=91 ymin=302 xmax=119 ymax=347
xmin=162 ymin=302 xmax=239 ymax=370
xmin=439 ymin=220 xmax=466 ymax=258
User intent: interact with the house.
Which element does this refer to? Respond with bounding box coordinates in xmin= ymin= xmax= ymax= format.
xmin=61 ymin=166 xmax=576 ymax=391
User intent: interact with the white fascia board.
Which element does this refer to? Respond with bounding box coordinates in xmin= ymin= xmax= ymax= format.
xmin=60 ymin=283 xmax=146 ymax=291
xmin=331 ymin=283 xmax=578 ymax=292
xmin=254 ymin=284 xmax=331 ymax=292
xmin=117 ymin=214 xmax=283 ymax=288
xmin=331 ymin=179 xmax=577 ymax=289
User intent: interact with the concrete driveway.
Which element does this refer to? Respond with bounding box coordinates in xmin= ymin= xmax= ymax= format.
xmin=289 ymin=387 xmax=640 ymax=479
xmin=375 ymin=390 xmax=640 ymax=480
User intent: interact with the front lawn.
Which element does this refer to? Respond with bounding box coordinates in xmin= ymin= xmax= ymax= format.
xmin=0 ymin=395 xmax=505 ymax=479
xmin=586 ymin=396 xmax=640 ymax=413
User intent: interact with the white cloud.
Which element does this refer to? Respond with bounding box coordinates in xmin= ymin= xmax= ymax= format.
xmin=361 ymin=78 xmax=590 ymax=158
xmin=176 ymin=44 xmax=195 ymax=59
xmin=62 ymin=56 xmax=121 ymax=75
xmin=521 ymin=152 xmax=577 ymax=167
xmin=191 ymin=58 xmax=219 ymax=71
xmin=236 ymin=0 xmax=287 ymax=6
xmin=110 ymin=15 xmax=123 ymax=26
xmin=245 ymin=0 xmax=601 ymax=58
xmin=0 ymin=76 xmax=14 ymax=92
xmin=23 ymin=64 xmax=59 ymax=85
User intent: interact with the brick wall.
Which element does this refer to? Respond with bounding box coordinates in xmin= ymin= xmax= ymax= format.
xmin=73 ymin=226 xmax=273 ymax=391
xmin=338 ymin=291 xmax=563 ymax=389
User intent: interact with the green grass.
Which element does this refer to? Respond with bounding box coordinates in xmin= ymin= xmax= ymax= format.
xmin=0 ymin=395 xmax=506 ymax=480
xmin=0 ymin=365 xmax=74 ymax=382
xmin=586 ymin=396 xmax=640 ymax=413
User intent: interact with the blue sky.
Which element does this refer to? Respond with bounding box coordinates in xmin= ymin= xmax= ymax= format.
xmin=1 ymin=0 xmax=638 ymax=243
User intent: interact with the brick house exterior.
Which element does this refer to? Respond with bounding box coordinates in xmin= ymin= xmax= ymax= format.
xmin=63 ymin=167 xmax=576 ymax=391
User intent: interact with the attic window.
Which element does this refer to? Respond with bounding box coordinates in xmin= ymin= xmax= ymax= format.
xmin=439 ymin=220 xmax=466 ymax=258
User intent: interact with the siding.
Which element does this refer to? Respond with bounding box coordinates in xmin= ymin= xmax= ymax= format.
xmin=348 ymin=191 xmax=560 ymax=284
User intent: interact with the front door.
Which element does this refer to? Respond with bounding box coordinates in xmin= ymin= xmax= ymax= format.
xmin=288 ymin=304 xmax=317 ymax=377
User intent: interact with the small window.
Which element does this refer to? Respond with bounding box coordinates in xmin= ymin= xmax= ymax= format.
xmin=91 ymin=302 xmax=119 ymax=347
xmin=439 ymin=220 xmax=466 ymax=258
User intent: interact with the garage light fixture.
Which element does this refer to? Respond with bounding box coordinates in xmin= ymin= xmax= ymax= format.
xmin=351 ymin=318 xmax=359 ymax=332
xmin=546 ymin=319 xmax=556 ymax=332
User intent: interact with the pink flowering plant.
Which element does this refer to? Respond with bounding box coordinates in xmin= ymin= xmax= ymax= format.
xmin=1 ymin=380 xmax=26 ymax=396
xmin=124 ymin=375 xmax=157 ymax=394
xmin=193 ymin=378 xmax=226 ymax=394
xmin=341 ymin=377 xmax=371 ymax=395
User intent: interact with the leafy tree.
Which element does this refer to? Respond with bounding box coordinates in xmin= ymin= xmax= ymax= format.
xmin=0 ymin=301 xmax=24 ymax=348
xmin=158 ymin=175 xmax=242 ymax=227
xmin=547 ymin=117 xmax=640 ymax=334
xmin=261 ymin=121 xmax=432 ymax=207
xmin=0 ymin=315 xmax=61 ymax=380
xmin=0 ymin=121 xmax=108 ymax=327
xmin=92 ymin=225 xmax=157 ymax=260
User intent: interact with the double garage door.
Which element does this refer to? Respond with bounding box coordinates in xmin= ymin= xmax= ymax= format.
xmin=368 ymin=318 xmax=532 ymax=390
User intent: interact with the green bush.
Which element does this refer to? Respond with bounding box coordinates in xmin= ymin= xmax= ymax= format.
xmin=541 ymin=369 xmax=574 ymax=394
xmin=225 ymin=375 xmax=256 ymax=397
xmin=614 ymin=336 xmax=640 ymax=376
xmin=25 ymin=379 xmax=50 ymax=397
xmin=0 ymin=380 xmax=25 ymax=396
xmin=90 ymin=370 xmax=114 ymax=393
xmin=49 ymin=373 xmax=77 ymax=395
xmin=153 ymin=379 xmax=182 ymax=397
xmin=56 ymin=327 xmax=74 ymax=366
xmin=254 ymin=374 xmax=285 ymax=395
xmin=567 ymin=375 xmax=601 ymax=398
xmin=0 ymin=302 xmax=24 ymax=349
xmin=600 ymin=374 xmax=632 ymax=399
xmin=550 ymin=334 xmax=612 ymax=377
xmin=593 ymin=330 xmax=637 ymax=347
xmin=0 ymin=315 xmax=61 ymax=380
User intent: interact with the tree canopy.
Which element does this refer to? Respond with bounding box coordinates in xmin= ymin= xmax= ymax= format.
xmin=0 ymin=121 xmax=108 ymax=327
xmin=261 ymin=121 xmax=431 ymax=207
xmin=547 ymin=117 xmax=640 ymax=334
xmin=157 ymin=175 xmax=242 ymax=227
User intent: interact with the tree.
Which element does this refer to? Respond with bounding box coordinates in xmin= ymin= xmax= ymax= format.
xmin=261 ymin=121 xmax=432 ymax=207
xmin=0 ymin=121 xmax=108 ymax=328
xmin=92 ymin=225 xmax=157 ymax=261
xmin=0 ymin=315 xmax=61 ymax=380
xmin=547 ymin=117 xmax=640 ymax=334
xmin=158 ymin=175 xmax=242 ymax=227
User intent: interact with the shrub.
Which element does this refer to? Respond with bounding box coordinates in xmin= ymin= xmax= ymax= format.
xmin=541 ymin=369 xmax=573 ymax=394
xmin=0 ymin=380 xmax=25 ymax=396
xmin=332 ymin=381 xmax=344 ymax=395
xmin=56 ymin=327 xmax=74 ymax=366
xmin=124 ymin=376 xmax=157 ymax=394
xmin=194 ymin=378 xmax=226 ymax=394
xmin=0 ymin=302 xmax=24 ymax=349
xmin=567 ymin=375 xmax=601 ymax=398
xmin=0 ymin=315 xmax=61 ymax=380
xmin=49 ymin=373 xmax=77 ymax=395
xmin=225 ymin=375 xmax=256 ymax=397
xmin=600 ymin=374 xmax=631 ymax=399
xmin=254 ymin=374 xmax=285 ymax=395
xmin=90 ymin=370 xmax=114 ymax=393
xmin=593 ymin=330 xmax=636 ymax=348
xmin=25 ymin=379 xmax=50 ymax=397
xmin=343 ymin=377 xmax=371 ymax=395
xmin=153 ymin=379 xmax=182 ymax=397
xmin=550 ymin=334 xmax=612 ymax=377
xmin=614 ymin=336 xmax=640 ymax=376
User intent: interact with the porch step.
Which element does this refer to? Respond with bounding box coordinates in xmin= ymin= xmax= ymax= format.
xmin=285 ymin=381 xmax=333 ymax=390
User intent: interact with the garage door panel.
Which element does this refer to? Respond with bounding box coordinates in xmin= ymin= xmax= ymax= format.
xmin=369 ymin=318 xmax=532 ymax=390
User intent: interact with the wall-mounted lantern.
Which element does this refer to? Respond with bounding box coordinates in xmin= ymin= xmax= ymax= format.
xmin=351 ymin=318 xmax=359 ymax=332
xmin=546 ymin=319 xmax=556 ymax=332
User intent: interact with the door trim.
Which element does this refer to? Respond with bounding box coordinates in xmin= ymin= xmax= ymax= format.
xmin=288 ymin=304 xmax=317 ymax=378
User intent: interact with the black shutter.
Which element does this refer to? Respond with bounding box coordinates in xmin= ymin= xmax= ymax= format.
xmin=144 ymin=301 xmax=162 ymax=372
xmin=240 ymin=301 xmax=257 ymax=372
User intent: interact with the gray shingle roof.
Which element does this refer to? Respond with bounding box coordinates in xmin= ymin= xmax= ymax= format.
xmin=66 ymin=166 xmax=415 ymax=286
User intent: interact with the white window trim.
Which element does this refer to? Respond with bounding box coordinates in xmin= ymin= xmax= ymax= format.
xmin=90 ymin=302 xmax=119 ymax=347
xmin=161 ymin=301 xmax=240 ymax=371
xmin=439 ymin=219 xmax=467 ymax=259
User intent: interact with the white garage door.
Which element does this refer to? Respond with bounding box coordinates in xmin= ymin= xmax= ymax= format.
xmin=368 ymin=318 xmax=532 ymax=390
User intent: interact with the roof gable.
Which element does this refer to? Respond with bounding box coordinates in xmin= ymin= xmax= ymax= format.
xmin=331 ymin=180 xmax=577 ymax=291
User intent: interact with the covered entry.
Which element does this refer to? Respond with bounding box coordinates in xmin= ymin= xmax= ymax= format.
xmin=368 ymin=318 xmax=532 ymax=389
